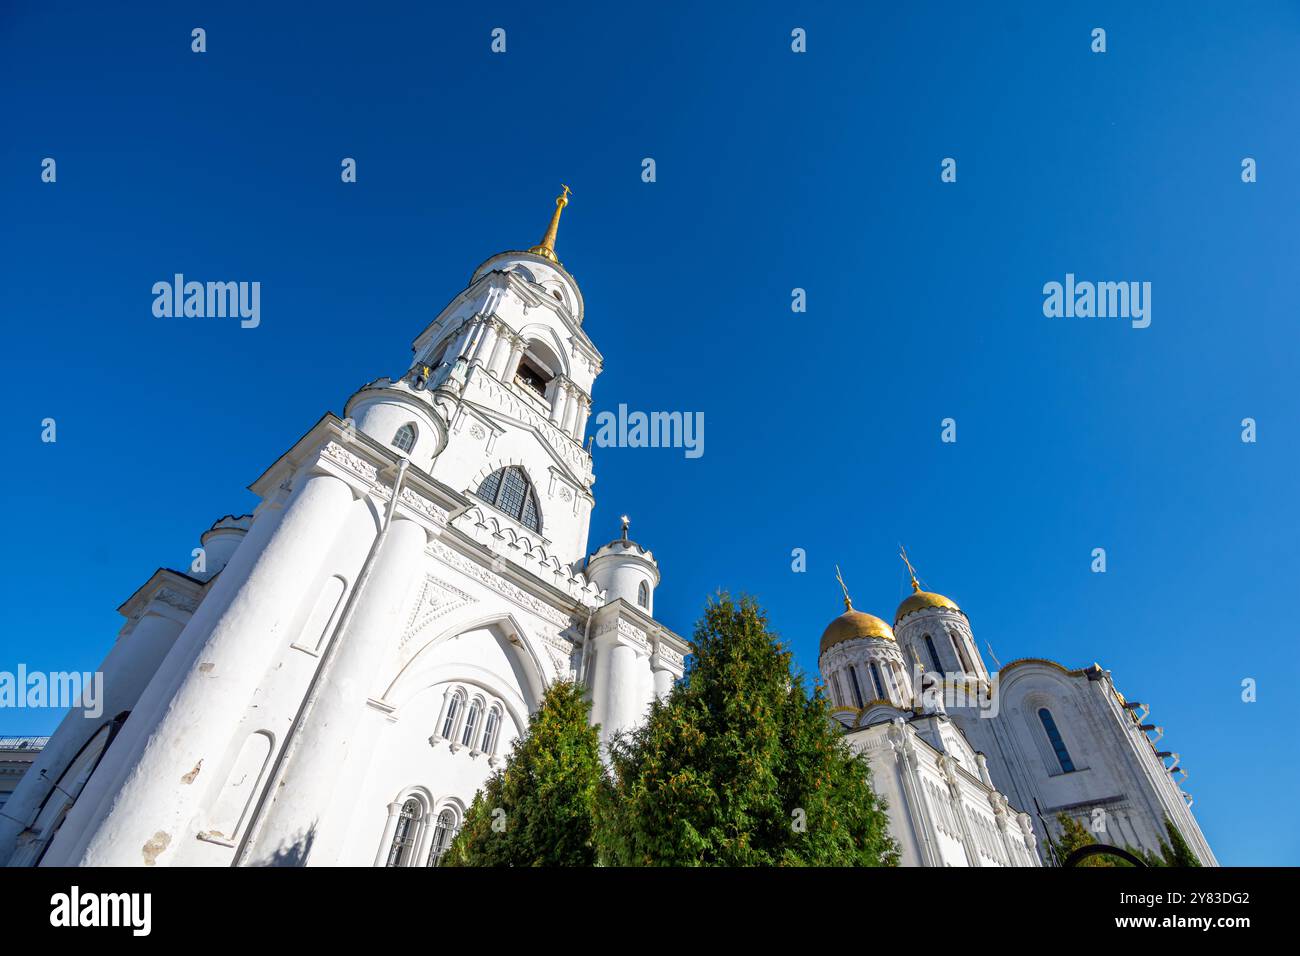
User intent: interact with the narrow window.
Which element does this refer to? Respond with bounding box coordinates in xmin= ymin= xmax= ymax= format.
xmin=870 ymin=662 xmax=887 ymax=701
xmin=440 ymin=692 xmax=463 ymax=740
xmin=461 ymin=699 xmax=483 ymax=749
xmin=1038 ymin=708 xmax=1076 ymax=773
xmin=637 ymin=581 xmax=649 ymax=608
xmin=949 ymin=629 xmax=972 ymax=672
xmin=386 ymin=799 xmax=421 ymax=867
xmin=481 ymin=707 xmax=501 ymax=754
xmin=392 ymin=423 xmax=417 ymax=453
xmin=426 ymin=809 xmax=458 ymax=867
xmin=831 ymin=672 xmax=846 ymax=706
xmin=924 ymin=634 xmax=943 ymax=673
xmin=847 ymin=667 xmax=864 ymax=708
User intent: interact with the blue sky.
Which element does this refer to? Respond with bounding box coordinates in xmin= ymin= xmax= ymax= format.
xmin=2 ymin=2 xmax=1296 ymax=865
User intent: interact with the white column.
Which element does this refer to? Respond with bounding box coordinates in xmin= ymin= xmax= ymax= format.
xmin=486 ymin=325 xmax=510 ymax=376
xmin=0 ymin=606 xmax=187 ymax=865
xmin=575 ymin=397 xmax=591 ymax=443
xmin=561 ymin=385 xmax=579 ymax=436
xmin=66 ymin=469 xmax=358 ymax=867
xmin=38 ymin=496 xmax=292 ymax=866
xmin=471 ymin=321 xmax=498 ymax=367
xmin=501 ymin=336 xmax=523 ymax=381
xmin=548 ymin=382 xmax=565 ymax=424
xmin=243 ymin=516 xmax=429 ymax=865
xmin=603 ymin=642 xmax=642 ymax=745
xmin=372 ymin=802 xmax=403 ymax=867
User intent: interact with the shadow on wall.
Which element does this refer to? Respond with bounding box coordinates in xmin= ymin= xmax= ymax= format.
xmin=251 ymin=824 xmax=316 ymax=867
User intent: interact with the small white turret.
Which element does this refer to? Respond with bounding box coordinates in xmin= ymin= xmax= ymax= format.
xmin=195 ymin=514 xmax=253 ymax=580
xmin=584 ymin=515 xmax=659 ymax=613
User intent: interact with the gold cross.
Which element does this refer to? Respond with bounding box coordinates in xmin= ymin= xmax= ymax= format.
xmin=899 ymin=545 xmax=920 ymax=591
xmin=834 ymin=564 xmax=853 ymax=610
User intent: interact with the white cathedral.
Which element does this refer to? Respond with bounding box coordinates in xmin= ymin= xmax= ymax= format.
xmin=0 ymin=191 xmax=1215 ymax=868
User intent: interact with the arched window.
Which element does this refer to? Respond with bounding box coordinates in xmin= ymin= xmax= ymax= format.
xmin=439 ymin=690 xmax=464 ymax=740
xmin=386 ymin=798 xmax=421 ymax=867
xmin=637 ymin=581 xmax=649 ymax=608
xmin=473 ymin=466 xmax=542 ymax=533
xmin=924 ymin=634 xmax=943 ymax=673
xmin=392 ymin=423 xmax=417 ymax=453
xmin=461 ymin=699 xmax=483 ymax=749
xmin=869 ymin=662 xmax=887 ymax=701
xmin=1038 ymin=707 xmax=1076 ymax=773
xmin=831 ymin=672 xmax=846 ymax=707
xmin=426 ymin=809 xmax=458 ymax=867
xmin=482 ymin=706 xmax=502 ymax=754
xmin=847 ymin=667 xmax=864 ymax=708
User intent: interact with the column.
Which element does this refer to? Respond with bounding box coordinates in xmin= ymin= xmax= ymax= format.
xmin=372 ymin=801 xmax=404 ymax=867
xmin=561 ymin=384 xmax=579 ymax=436
xmin=242 ymin=516 xmax=429 ymax=866
xmin=501 ymin=335 xmax=524 ymax=381
xmin=0 ymin=606 xmax=187 ymax=865
xmin=575 ymin=397 xmax=591 ymax=443
xmin=471 ymin=320 xmax=498 ymax=367
xmin=67 ymin=469 xmax=358 ymax=867
xmin=548 ymin=381 xmax=565 ymax=425
xmin=486 ymin=325 xmax=510 ymax=376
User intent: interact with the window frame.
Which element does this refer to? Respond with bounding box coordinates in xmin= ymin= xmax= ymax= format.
xmin=392 ymin=422 xmax=418 ymax=454
xmin=473 ymin=466 xmax=542 ymax=533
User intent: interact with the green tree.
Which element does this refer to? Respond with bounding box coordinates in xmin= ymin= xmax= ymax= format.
xmin=1047 ymin=812 xmax=1126 ymax=867
xmin=597 ymin=593 xmax=899 ymax=866
xmin=1046 ymin=812 xmax=1169 ymax=867
xmin=442 ymin=680 xmax=604 ymax=867
xmin=1160 ymin=816 xmax=1202 ymax=867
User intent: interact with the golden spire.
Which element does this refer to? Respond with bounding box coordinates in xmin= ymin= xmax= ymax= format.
xmin=834 ymin=564 xmax=853 ymax=611
xmin=899 ymin=545 xmax=921 ymax=593
xmin=528 ymin=184 xmax=572 ymax=264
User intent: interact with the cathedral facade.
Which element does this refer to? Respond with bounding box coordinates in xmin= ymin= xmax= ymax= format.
xmin=0 ymin=194 xmax=1214 ymax=868
xmin=818 ymin=564 xmax=1216 ymax=866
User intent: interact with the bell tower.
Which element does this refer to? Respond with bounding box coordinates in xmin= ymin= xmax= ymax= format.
xmin=344 ymin=187 xmax=602 ymax=569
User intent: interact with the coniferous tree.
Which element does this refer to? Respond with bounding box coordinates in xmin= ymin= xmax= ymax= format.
xmin=1046 ymin=812 xmax=1169 ymax=867
xmin=597 ymin=593 xmax=898 ymax=866
xmin=441 ymin=680 xmax=604 ymax=866
xmin=1161 ymin=816 xmax=1202 ymax=867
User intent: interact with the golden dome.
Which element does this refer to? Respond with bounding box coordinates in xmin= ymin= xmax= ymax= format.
xmin=820 ymin=609 xmax=895 ymax=655
xmin=894 ymin=589 xmax=961 ymax=625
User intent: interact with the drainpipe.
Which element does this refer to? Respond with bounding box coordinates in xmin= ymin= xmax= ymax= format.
xmin=235 ymin=457 xmax=411 ymax=866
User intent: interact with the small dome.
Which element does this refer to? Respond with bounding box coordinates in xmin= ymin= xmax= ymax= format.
xmin=895 ymin=589 xmax=961 ymax=625
xmin=820 ymin=608 xmax=895 ymax=655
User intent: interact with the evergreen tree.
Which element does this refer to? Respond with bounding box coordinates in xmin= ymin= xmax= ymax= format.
xmin=1161 ymin=816 xmax=1202 ymax=867
xmin=1046 ymin=812 xmax=1170 ymax=867
xmin=442 ymin=680 xmax=604 ymax=867
xmin=597 ymin=593 xmax=898 ymax=866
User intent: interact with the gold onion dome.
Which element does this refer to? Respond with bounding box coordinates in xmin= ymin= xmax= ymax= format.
xmin=895 ymin=588 xmax=961 ymax=625
xmin=821 ymin=564 xmax=895 ymax=655
xmin=820 ymin=608 xmax=896 ymax=655
xmin=893 ymin=549 xmax=961 ymax=625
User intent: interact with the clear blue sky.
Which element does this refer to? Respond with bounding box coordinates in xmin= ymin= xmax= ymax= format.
xmin=1 ymin=2 xmax=1295 ymax=865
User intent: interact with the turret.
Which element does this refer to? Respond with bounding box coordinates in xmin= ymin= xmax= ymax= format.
xmin=584 ymin=516 xmax=658 ymax=613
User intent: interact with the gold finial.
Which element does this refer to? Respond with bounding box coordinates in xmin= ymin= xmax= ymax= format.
xmin=909 ymin=644 xmax=925 ymax=675
xmin=834 ymin=564 xmax=853 ymax=611
xmin=899 ymin=545 xmax=921 ymax=593
xmin=528 ymin=184 xmax=572 ymax=264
